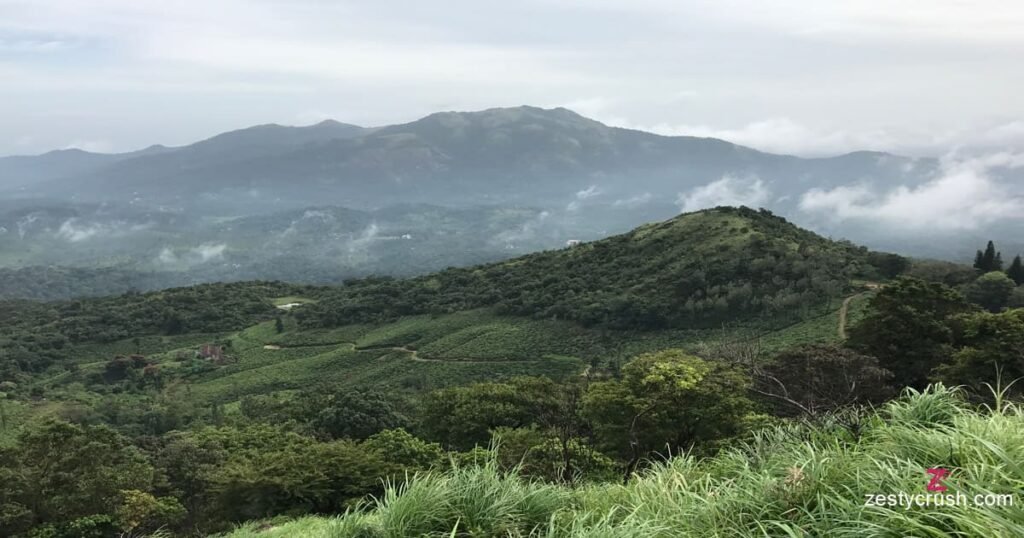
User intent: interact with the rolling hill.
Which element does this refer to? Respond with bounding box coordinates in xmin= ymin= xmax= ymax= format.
xmin=297 ymin=206 xmax=891 ymax=330
xmin=1 ymin=207 xmax=894 ymax=416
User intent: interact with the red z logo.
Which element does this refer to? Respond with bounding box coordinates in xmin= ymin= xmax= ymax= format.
xmin=926 ymin=468 xmax=949 ymax=492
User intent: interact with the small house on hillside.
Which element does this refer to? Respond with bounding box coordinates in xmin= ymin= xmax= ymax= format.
xmin=198 ymin=344 xmax=225 ymax=361
xmin=566 ymin=239 xmax=582 ymax=247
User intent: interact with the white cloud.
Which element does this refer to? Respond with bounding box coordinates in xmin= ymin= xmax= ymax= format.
xmin=191 ymin=243 xmax=227 ymax=262
xmin=799 ymin=153 xmax=1024 ymax=230
xmin=0 ymin=38 xmax=70 ymax=52
xmin=612 ymin=192 xmax=653 ymax=208
xmin=347 ymin=223 xmax=379 ymax=253
xmin=491 ymin=210 xmax=550 ymax=246
xmin=677 ymin=175 xmax=770 ymax=212
xmin=567 ymin=184 xmax=603 ymax=211
xmin=157 ymin=247 xmax=177 ymax=264
xmin=2 ymin=0 xmax=1024 ymax=156
xmin=55 ymin=219 xmax=101 ymax=242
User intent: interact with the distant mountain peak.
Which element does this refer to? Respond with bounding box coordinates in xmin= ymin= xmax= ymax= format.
xmin=311 ymin=119 xmax=349 ymax=128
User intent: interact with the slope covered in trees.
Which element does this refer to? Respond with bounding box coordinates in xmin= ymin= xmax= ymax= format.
xmin=298 ymin=207 xmax=895 ymax=330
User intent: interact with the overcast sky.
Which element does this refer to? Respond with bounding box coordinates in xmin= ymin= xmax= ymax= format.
xmin=2 ymin=0 xmax=1024 ymax=157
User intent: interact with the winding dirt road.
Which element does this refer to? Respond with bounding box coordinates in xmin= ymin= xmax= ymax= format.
xmin=838 ymin=284 xmax=881 ymax=339
xmin=837 ymin=295 xmax=856 ymax=340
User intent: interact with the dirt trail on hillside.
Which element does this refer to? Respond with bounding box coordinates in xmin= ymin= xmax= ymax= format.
xmin=838 ymin=284 xmax=881 ymax=339
xmin=353 ymin=344 xmax=545 ymax=364
xmin=837 ymin=295 xmax=856 ymax=340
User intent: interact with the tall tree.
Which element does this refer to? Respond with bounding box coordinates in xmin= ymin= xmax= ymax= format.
xmin=847 ymin=277 xmax=974 ymax=389
xmin=1007 ymin=255 xmax=1024 ymax=286
xmin=974 ymin=250 xmax=986 ymax=272
xmin=936 ymin=309 xmax=1024 ymax=396
xmin=976 ymin=241 xmax=1001 ymax=272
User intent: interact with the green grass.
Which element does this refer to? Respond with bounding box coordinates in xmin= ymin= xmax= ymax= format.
xmin=220 ymin=385 xmax=1024 ymax=538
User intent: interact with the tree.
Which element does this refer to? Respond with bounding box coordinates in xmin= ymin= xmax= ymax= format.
xmin=965 ymin=272 xmax=1016 ymax=312
xmin=0 ymin=421 xmax=163 ymax=536
xmin=361 ymin=429 xmax=445 ymax=470
xmin=491 ymin=426 xmax=616 ymax=483
xmin=312 ymin=390 xmax=409 ymax=441
xmin=274 ymin=316 xmax=285 ymax=333
xmin=975 ymin=241 xmax=1002 ymax=272
xmin=936 ymin=309 xmax=1024 ymax=396
xmin=418 ymin=377 xmax=562 ymax=450
xmin=1007 ymin=255 xmax=1024 ymax=286
xmin=580 ymin=349 xmax=753 ymax=479
xmin=1009 ymin=287 xmax=1024 ymax=309
xmin=753 ymin=344 xmax=893 ymax=416
xmin=907 ymin=259 xmax=978 ymax=287
xmin=846 ymin=277 xmax=974 ymax=389
xmin=208 ymin=439 xmax=395 ymax=522
xmin=867 ymin=252 xmax=910 ymax=279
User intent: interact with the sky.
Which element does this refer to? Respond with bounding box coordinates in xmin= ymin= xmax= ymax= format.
xmin=2 ymin=0 xmax=1024 ymax=157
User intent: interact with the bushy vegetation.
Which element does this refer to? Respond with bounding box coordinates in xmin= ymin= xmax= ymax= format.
xmin=221 ymin=386 xmax=1024 ymax=538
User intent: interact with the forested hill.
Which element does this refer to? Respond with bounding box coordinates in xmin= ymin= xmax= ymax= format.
xmin=297 ymin=206 xmax=903 ymax=330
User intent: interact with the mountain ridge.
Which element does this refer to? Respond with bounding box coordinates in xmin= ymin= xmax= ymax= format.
xmin=1 ymin=106 xmax=932 ymax=218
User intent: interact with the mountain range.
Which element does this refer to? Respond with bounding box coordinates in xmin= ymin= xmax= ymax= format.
xmin=1 ymin=106 xmax=930 ymax=209
xmin=2 ymin=106 xmax=1020 ymax=264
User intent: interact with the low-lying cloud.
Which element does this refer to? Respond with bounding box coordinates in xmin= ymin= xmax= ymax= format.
xmin=53 ymin=218 xmax=154 ymax=243
xmin=491 ymin=210 xmax=551 ymax=247
xmin=347 ymin=223 xmax=380 ymax=254
xmin=677 ymin=175 xmax=770 ymax=213
xmin=193 ymin=243 xmax=227 ymax=262
xmin=567 ymin=185 xmax=603 ymax=211
xmin=56 ymin=219 xmax=102 ymax=242
xmin=156 ymin=243 xmax=228 ymax=265
xmin=799 ymin=153 xmax=1024 ymax=230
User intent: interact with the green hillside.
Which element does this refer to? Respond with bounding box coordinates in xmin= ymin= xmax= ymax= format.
xmin=298 ymin=206 xmax=893 ymax=330
xmin=2 ymin=208 xmax=891 ymax=411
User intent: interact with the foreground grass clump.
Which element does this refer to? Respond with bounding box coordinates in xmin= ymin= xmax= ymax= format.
xmin=220 ymin=385 xmax=1024 ymax=537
